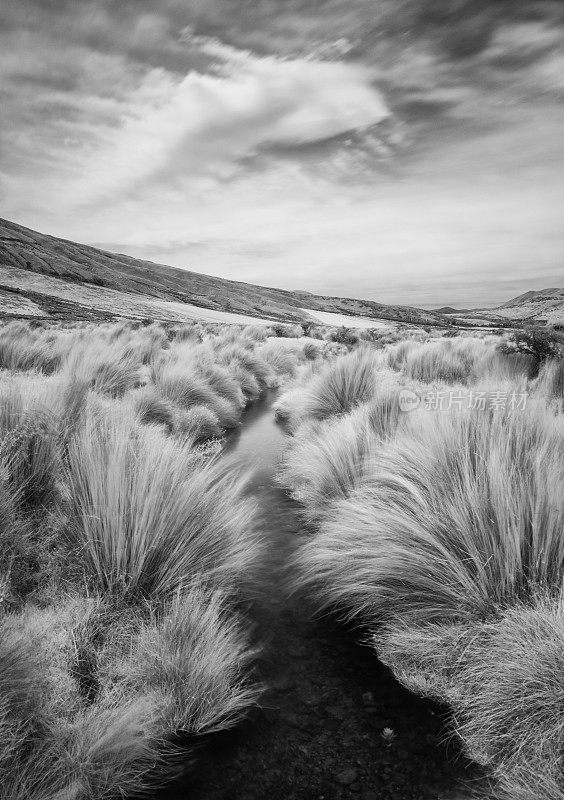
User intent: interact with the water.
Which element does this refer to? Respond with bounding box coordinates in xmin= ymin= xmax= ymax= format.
xmin=161 ymin=392 xmax=483 ymax=800
xmin=223 ymin=389 xmax=287 ymax=482
xmin=223 ymin=390 xmax=300 ymax=590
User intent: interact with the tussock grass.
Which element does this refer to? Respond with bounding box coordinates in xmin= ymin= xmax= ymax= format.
xmin=301 ymin=348 xmax=382 ymax=421
xmin=242 ymin=324 xmax=268 ymax=342
xmin=174 ymin=405 xmax=222 ymax=442
xmin=536 ymin=357 xmax=564 ymax=407
xmin=0 ymin=316 xmax=314 ymax=797
xmin=106 ymin=586 xmax=261 ymax=737
xmin=132 ymin=386 xmax=175 ymax=432
xmin=303 ymin=341 xmax=321 ymax=360
xmin=230 ymin=364 xmax=261 ymax=403
xmin=62 ymin=339 xmax=142 ymax=397
xmin=279 ymin=412 xmax=375 ymax=525
xmin=217 ymin=342 xmax=274 ymax=387
xmin=379 ymin=596 xmax=564 ymax=799
xmin=281 ymin=353 xmax=564 ymax=799
xmin=65 ymin=400 xmax=262 ymax=600
xmin=279 ymin=379 xmax=405 ymax=524
xmin=153 ymin=360 xmax=241 ymax=429
xmin=292 ymin=402 xmax=564 ymax=624
xmin=259 ymin=341 xmax=301 ymax=379
xmin=403 ymin=340 xmax=469 ymax=384
xmin=175 ymin=323 xmax=203 ymax=343
xmin=0 ymin=322 xmax=72 ymax=374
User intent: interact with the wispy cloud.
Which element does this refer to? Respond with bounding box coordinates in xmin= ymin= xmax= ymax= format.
xmin=1 ymin=0 xmax=564 ymax=306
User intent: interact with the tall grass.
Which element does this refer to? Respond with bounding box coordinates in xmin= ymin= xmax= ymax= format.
xmin=105 ymin=586 xmax=261 ymax=736
xmin=299 ymin=348 xmax=382 ymax=421
xmin=291 ymin=401 xmax=564 ymax=624
xmin=379 ymin=596 xmax=564 ymax=799
xmin=65 ymin=400 xmax=262 ymax=600
xmin=0 ymin=317 xmax=300 ymax=797
xmin=278 ymin=339 xmax=564 ymax=798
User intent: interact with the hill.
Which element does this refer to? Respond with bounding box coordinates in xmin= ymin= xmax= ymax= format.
xmin=0 ymin=217 xmax=451 ymax=326
xmin=493 ymin=287 xmax=564 ymax=324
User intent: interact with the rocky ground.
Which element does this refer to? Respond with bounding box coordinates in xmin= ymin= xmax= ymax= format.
xmin=178 ymin=609 xmax=483 ymax=800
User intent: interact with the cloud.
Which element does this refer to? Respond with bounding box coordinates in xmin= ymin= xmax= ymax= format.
xmin=1 ymin=0 xmax=564 ymax=308
xmin=49 ymin=44 xmax=388 ymax=205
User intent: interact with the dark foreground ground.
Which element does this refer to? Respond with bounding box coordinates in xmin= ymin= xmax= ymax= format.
xmin=175 ymin=610 xmax=483 ymax=800
xmin=156 ymin=396 xmax=487 ymax=800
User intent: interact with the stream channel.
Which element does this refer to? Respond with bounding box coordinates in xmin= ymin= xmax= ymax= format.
xmin=162 ymin=391 xmax=484 ymax=800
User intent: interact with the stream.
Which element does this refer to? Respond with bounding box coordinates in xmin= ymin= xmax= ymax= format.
xmin=162 ymin=393 xmax=484 ymax=800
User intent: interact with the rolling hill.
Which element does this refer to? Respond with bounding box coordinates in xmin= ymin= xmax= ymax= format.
xmin=0 ymin=217 xmax=452 ymax=327
xmin=493 ymin=287 xmax=564 ymax=325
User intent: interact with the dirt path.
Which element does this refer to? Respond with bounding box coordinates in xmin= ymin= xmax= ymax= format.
xmin=163 ymin=395 xmax=486 ymax=800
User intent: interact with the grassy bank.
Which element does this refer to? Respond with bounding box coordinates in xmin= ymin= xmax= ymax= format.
xmin=0 ymin=317 xmax=324 ymax=798
xmin=276 ymin=333 xmax=564 ymax=799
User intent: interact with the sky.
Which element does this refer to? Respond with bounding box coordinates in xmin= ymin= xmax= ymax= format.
xmin=1 ymin=1 xmax=563 ymax=308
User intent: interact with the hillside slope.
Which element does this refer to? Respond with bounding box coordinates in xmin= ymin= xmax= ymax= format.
xmin=0 ymin=217 xmax=447 ymax=325
xmin=494 ymin=287 xmax=564 ymax=324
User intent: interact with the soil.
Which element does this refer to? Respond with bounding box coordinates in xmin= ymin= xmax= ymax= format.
xmin=159 ymin=395 xmax=488 ymax=800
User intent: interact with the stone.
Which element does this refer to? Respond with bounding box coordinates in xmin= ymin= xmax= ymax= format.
xmin=326 ymin=705 xmax=347 ymax=720
xmin=335 ymin=769 xmax=358 ymax=786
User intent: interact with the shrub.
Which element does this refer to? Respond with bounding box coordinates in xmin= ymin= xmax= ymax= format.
xmin=302 ymin=342 xmax=320 ymax=361
xmin=499 ymin=326 xmax=564 ymax=376
xmin=329 ymin=326 xmax=359 ymax=346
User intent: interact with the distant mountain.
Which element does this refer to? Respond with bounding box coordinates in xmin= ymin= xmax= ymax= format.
xmin=431 ymin=306 xmax=479 ymax=314
xmin=494 ymin=287 xmax=564 ymax=324
xmin=0 ymin=217 xmax=452 ymax=326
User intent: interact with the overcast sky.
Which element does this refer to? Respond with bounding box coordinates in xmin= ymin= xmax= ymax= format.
xmin=1 ymin=1 xmax=563 ymax=307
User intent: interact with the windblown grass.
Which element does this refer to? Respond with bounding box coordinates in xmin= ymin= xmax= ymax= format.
xmin=296 ymin=347 xmax=382 ymax=422
xmin=0 ymin=317 xmax=299 ymax=797
xmin=378 ymin=596 xmax=564 ymax=799
xmin=279 ymin=336 xmax=564 ymax=798
xmin=66 ymin=399 xmax=262 ymax=601
xmin=291 ymin=401 xmax=564 ymax=624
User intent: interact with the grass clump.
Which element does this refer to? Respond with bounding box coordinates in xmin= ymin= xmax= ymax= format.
xmin=300 ymin=348 xmax=381 ymax=421
xmin=65 ymin=400 xmax=262 ymax=601
xmin=292 ymin=401 xmax=564 ymax=624
xmin=0 ymin=317 xmax=295 ymax=797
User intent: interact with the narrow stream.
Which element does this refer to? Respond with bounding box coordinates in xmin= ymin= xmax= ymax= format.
xmin=162 ymin=394 xmax=483 ymax=800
